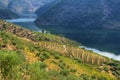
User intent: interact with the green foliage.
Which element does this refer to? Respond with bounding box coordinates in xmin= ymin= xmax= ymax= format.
xmin=0 ymin=20 xmax=118 ymax=80
xmin=40 ymin=62 xmax=47 ymax=69
xmin=58 ymin=60 xmax=67 ymax=69
xmin=43 ymin=52 xmax=50 ymax=59
xmin=80 ymin=74 xmax=89 ymax=80
xmin=0 ymin=50 xmax=24 ymax=79
xmin=104 ymin=66 xmax=108 ymax=72
xmin=54 ymin=53 xmax=61 ymax=59
xmin=60 ymin=69 xmax=69 ymax=76
xmin=36 ymin=51 xmax=51 ymax=61
xmin=70 ymin=68 xmax=77 ymax=73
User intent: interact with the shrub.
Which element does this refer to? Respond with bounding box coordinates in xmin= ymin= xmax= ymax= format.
xmin=40 ymin=62 xmax=47 ymax=69
xmin=80 ymin=74 xmax=89 ymax=80
xmin=43 ymin=52 xmax=50 ymax=59
xmin=104 ymin=66 xmax=108 ymax=72
xmin=27 ymin=62 xmax=49 ymax=80
xmin=60 ymin=69 xmax=69 ymax=76
xmin=70 ymin=68 xmax=77 ymax=73
xmin=58 ymin=62 xmax=66 ymax=69
xmin=54 ymin=53 xmax=61 ymax=59
xmin=0 ymin=50 xmax=23 ymax=79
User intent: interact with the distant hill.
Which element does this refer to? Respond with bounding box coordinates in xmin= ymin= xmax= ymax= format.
xmin=0 ymin=0 xmax=54 ymax=14
xmin=0 ymin=8 xmax=18 ymax=19
xmin=35 ymin=0 xmax=120 ymax=30
xmin=0 ymin=20 xmax=119 ymax=80
xmin=8 ymin=0 xmax=43 ymax=14
xmin=0 ymin=0 xmax=11 ymax=8
xmin=35 ymin=0 xmax=61 ymax=17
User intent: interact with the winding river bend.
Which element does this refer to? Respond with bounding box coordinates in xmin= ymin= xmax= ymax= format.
xmin=6 ymin=18 xmax=41 ymax=32
xmin=6 ymin=17 xmax=120 ymax=61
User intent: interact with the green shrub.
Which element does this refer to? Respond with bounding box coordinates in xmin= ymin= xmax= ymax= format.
xmin=27 ymin=62 xmax=49 ymax=80
xmin=60 ymin=69 xmax=69 ymax=76
xmin=104 ymin=66 xmax=108 ymax=72
xmin=70 ymin=68 xmax=77 ymax=73
xmin=59 ymin=62 xmax=66 ymax=69
xmin=40 ymin=62 xmax=47 ymax=69
xmin=80 ymin=74 xmax=89 ymax=80
xmin=0 ymin=50 xmax=23 ymax=79
xmin=54 ymin=53 xmax=61 ymax=59
xmin=43 ymin=52 xmax=50 ymax=59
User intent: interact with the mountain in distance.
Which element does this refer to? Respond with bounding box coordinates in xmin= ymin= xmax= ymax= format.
xmin=8 ymin=0 xmax=43 ymax=14
xmin=40 ymin=0 xmax=55 ymax=4
xmin=0 ymin=0 xmax=11 ymax=8
xmin=35 ymin=0 xmax=120 ymax=29
xmin=0 ymin=0 xmax=54 ymax=14
xmin=0 ymin=20 xmax=120 ymax=80
xmin=35 ymin=0 xmax=120 ymax=54
xmin=35 ymin=0 xmax=61 ymax=17
xmin=0 ymin=8 xmax=18 ymax=19
xmin=0 ymin=0 xmax=18 ymax=19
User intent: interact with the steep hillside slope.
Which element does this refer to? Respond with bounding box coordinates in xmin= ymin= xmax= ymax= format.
xmin=0 ymin=20 xmax=120 ymax=80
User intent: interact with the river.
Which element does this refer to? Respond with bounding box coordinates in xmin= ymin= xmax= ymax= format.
xmin=6 ymin=18 xmax=120 ymax=61
xmin=6 ymin=18 xmax=41 ymax=32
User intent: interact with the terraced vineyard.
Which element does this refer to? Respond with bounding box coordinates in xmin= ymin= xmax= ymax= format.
xmin=0 ymin=20 xmax=120 ymax=80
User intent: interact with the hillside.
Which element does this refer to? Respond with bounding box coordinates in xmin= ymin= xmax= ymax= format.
xmin=35 ymin=0 xmax=120 ymax=54
xmin=35 ymin=0 xmax=61 ymax=17
xmin=0 ymin=8 xmax=18 ymax=19
xmin=35 ymin=0 xmax=120 ymax=29
xmin=0 ymin=20 xmax=120 ymax=80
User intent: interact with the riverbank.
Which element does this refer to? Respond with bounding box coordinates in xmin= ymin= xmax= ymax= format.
xmin=6 ymin=18 xmax=120 ymax=61
xmin=80 ymin=46 xmax=120 ymax=61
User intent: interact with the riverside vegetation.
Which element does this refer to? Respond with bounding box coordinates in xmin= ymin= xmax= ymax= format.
xmin=0 ymin=20 xmax=120 ymax=80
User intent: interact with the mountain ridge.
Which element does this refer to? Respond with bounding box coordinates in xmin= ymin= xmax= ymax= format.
xmin=0 ymin=0 xmax=54 ymax=14
xmin=35 ymin=0 xmax=120 ymax=29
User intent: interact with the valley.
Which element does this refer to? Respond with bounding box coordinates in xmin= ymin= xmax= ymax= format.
xmin=0 ymin=0 xmax=120 ymax=79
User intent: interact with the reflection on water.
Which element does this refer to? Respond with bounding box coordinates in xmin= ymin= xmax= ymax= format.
xmin=6 ymin=18 xmax=36 ymax=22
xmin=6 ymin=18 xmax=41 ymax=31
